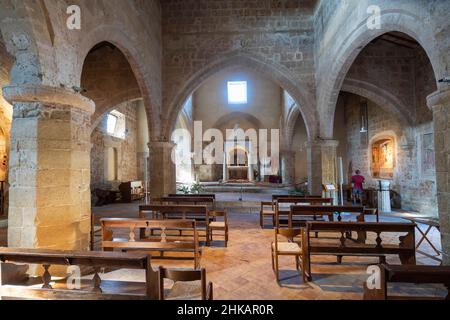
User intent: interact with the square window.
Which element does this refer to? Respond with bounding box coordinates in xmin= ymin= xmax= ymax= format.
xmin=228 ymin=81 xmax=247 ymax=104
xmin=106 ymin=114 xmax=118 ymax=135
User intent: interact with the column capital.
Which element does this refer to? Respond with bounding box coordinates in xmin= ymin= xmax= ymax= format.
xmin=2 ymin=84 xmax=95 ymax=115
xmin=427 ymin=88 xmax=450 ymax=111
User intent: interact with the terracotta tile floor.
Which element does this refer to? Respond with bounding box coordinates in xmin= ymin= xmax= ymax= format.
xmin=0 ymin=200 xmax=445 ymax=300
xmin=90 ymin=201 xmax=445 ymax=300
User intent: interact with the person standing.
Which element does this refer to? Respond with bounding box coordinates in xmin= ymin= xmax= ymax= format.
xmin=351 ymin=170 xmax=365 ymax=205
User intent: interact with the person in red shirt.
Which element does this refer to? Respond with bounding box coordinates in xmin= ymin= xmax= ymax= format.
xmin=351 ymin=170 xmax=365 ymax=205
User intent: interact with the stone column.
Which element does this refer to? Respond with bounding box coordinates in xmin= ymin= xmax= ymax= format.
xmin=3 ymin=84 xmax=94 ymax=251
xmin=149 ymin=141 xmax=176 ymax=198
xmin=306 ymin=141 xmax=322 ymax=195
xmin=306 ymin=140 xmax=339 ymax=197
xmin=321 ymin=140 xmax=339 ymax=186
xmin=223 ymin=148 xmax=228 ymax=182
xmin=281 ymin=150 xmax=295 ymax=185
xmin=427 ymin=88 xmax=450 ymax=265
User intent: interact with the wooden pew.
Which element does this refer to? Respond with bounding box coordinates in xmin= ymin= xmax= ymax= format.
xmin=272 ymin=195 xmax=323 ymax=202
xmin=169 ymin=194 xmax=216 ymax=200
xmin=303 ymin=221 xmax=416 ymax=280
xmin=260 ymin=197 xmax=332 ymax=228
xmin=364 ymin=264 xmax=450 ymax=300
xmin=154 ymin=196 xmax=215 ymax=210
xmin=289 ymin=205 xmax=371 ymax=242
xmin=274 ymin=198 xmax=334 ymax=228
xmin=0 ymin=248 xmax=158 ymax=300
xmin=101 ymin=218 xmax=201 ymax=268
xmin=139 ymin=205 xmax=210 ymax=244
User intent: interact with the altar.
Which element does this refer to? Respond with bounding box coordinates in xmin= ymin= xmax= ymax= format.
xmin=228 ymin=166 xmax=249 ymax=180
xmin=223 ymin=139 xmax=255 ymax=182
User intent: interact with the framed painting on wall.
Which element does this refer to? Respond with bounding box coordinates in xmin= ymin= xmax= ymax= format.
xmin=422 ymin=133 xmax=435 ymax=177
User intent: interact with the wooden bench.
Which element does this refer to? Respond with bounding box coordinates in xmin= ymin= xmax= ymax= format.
xmin=303 ymin=221 xmax=416 ymax=280
xmin=272 ymin=195 xmax=323 ymax=202
xmin=260 ymin=197 xmax=332 ymax=228
xmin=289 ymin=205 xmax=375 ymax=242
xmin=169 ymin=194 xmax=216 ymax=200
xmin=101 ymin=218 xmax=201 ymax=268
xmin=364 ymin=264 xmax=450 ymax=300
xmin=0 ymin=248 xmax=158 ymax=300
xmin=139 ymin=205 xmax=211 ymax=244
xmin=274 ymin=198 xmax=334 ymax=228
xmin=154 ymin=196 xmax=215 ymax=210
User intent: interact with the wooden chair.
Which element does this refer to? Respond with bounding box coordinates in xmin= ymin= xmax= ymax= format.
xmin=208 ymin=210 xmax=229 ymax=247
xmin=260 ymin=201 xmax=276 ymax=228
xmin=271 ymin=228 xmax=309 ymax=283
xmin=158 ymin=267 xmax=213 ymax=300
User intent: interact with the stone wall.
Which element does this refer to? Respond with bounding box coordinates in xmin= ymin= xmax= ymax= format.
xmin=161 ymin=0 xmax=317 ymax=137
xmin=90 ymin=100 xmax=139 ymax=189
xmin=343 ymin=93 xmax=437 ymax=217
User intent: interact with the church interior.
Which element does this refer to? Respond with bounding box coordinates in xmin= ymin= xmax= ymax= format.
xmin=0 ymin=0 xmax=450 ymax=301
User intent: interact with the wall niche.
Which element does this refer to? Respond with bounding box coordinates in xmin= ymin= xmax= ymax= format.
xmin=371 ymin=137 xmax=395 ymax=179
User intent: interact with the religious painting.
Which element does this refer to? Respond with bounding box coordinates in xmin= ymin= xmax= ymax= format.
xmin=422 ymin=133 xmax=435 ymax=177
xmin=371 ymin=138 xmax=394 ymax=179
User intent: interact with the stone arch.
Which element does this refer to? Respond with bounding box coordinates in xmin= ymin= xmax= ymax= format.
xmin=319 ymin=10 xmax=442 ymax=138
xmin=0 ymin=1 xmax=52 ymax=85
xmin=341 ymin=78 xmax=414 ymax=126
xmin=165 ymin=51 xmax=317 ymax=140
xmin=212 ymin=112 xmax=263 ymax=133
xmin=90 ymin=98 xmax=143 ymax=135
xmin=77 ymin=26 xmax=157 ymax=137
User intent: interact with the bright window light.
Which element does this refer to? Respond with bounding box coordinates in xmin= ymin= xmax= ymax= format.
xmin=107 ymin=114 xmax=118 ymax=135
xmin=106 ymin=110 xmax=126 ymax=139
xmin=228 ymin=81 xmax=248 ymax=104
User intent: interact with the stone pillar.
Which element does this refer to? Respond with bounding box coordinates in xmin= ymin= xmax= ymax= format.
xmin=3 ymin=84 xmax=94 ymax=251
xmin=427 ymin=88 xmax=450 ymax=265
xmin=222 ymin=149 xmax=228 ymax=182
xmin=281 ymin=150 xmax=295 ymax=185
xmin=306 ymin=140 xmax=339 ymax=197
xmin=321 ymin=140 xmax=339 ymax=186
xmin=306 ymin=141 xmax=322 ymax=196
xmin=149 ymin=141 xmax=176 ymax=198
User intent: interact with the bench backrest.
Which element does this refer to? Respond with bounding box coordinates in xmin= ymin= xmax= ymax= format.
xmin=305 ymin=221 xmax=416 ymax=265
xmin=139 ymin=205 xmax=209 ymax=219
xmin=364 ymin=264 xmax=450 ymax=300
xmin=295 ymin=205 xmax=364 ymax=214
xmin=272 ymin=195 xmax=322 ymax=202
xmin=101 ymin=218 xmax=199 ymax=251
xmin=276 ymin=198 xmax=333 ymax=206
xmin=0 ymin=248 xmax=158 ymax=300
xmin=169 ymin=194 xmax=216 ymax=200
xmin=152 ymin=196 xmax=215 ymax=208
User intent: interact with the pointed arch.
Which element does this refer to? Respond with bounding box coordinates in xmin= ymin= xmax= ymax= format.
xmin=164 ymin=51 xmax=317 ymax=140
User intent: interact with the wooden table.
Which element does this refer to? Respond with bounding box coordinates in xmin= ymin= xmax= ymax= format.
xmin=404 ymin=217 xmax=442 ymax=264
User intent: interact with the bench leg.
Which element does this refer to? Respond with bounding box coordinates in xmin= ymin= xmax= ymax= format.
xmin=225 ymin=228 xmax=229 ymax=247
xmin=337 ymin=255 xmax=343 ymax=264
xmin=260 ymin=212 xmax=263 ymax=228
